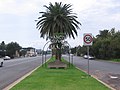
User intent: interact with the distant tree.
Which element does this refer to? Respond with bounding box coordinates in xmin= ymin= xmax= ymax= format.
xmin=78 ymin=46 xmax=86 ymax=56
xmin=0 ymin=41 xmax=6 ymax=50
xmin=109 ymin=31 xmax=120 ymax=58
xmin=6 ymin=42 xmax=22 ymax=58
xmin=92 ymin=28 xmax=120 ymax=59
xmin=96 ymin=30 xmax=109 ymax=38
xmin=0 ymin=41 xmax=6 ymax=57
xmin=71 ymin=47 xmax=77 ymax=55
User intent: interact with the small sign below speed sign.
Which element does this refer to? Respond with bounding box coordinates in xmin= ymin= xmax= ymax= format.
xmin=83 ymin=33 xmax=93 ymax=46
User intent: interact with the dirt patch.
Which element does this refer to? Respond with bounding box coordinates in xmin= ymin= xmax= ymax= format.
xmin=48 ymin=60 xmax=67 ymax=69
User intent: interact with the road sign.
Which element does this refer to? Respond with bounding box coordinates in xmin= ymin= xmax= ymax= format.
xmin=83 ymin=33 xmax=93 ymax=46
xmin=83 ymin=33 xmax=93 ymax=76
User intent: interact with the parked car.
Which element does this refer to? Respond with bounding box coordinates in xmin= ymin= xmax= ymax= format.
xmin=4 ymin=56 xmax=11 ymax=60
xmin=83 ymin=55 xmax=95 ymax=60
xmin=88 ymin=55 xmax=95 ymax=60
xmin=0 ymin=58 xmax=4 ymax=67
xmin=83 ymin=55 xmax=88 ymax=59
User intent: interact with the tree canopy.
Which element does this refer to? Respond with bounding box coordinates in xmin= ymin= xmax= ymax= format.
xmin=6 ymin=42 xmax=22 ymax=58
xmin=73 ymin=28 xmax=120 ymax=59
xmin=36 ymin=2 xmax=81 ymax=40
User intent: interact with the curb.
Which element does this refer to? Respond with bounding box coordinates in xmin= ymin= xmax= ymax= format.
xmin=3 ymin=63 xmax=44 ymax=90
xmin=75 ymin=67 xmax=115 ymax=90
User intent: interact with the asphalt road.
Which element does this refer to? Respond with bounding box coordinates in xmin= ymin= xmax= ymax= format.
xmin=63 ymin=55 xmax=120 ymax=90
xmin=1 ymin=55 xmax=120 ymax=90
xmin=0 ymin=55 xmax=50 ymax=90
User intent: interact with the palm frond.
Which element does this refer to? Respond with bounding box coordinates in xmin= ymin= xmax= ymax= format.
xmin=36 ymin=2 xmax=81 ymax=40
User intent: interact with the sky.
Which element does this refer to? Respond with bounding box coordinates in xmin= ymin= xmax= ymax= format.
xmin=0 ymin=0 xmax=120 ymax=49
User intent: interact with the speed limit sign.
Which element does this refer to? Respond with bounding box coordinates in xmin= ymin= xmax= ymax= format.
xmin=83 ymin=33 xmax=93 ymax=46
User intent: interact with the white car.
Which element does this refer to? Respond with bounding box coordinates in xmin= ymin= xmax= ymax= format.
xmin=0 ymin=58 xmax=4 ymax=67
xmin=4 ymin=56 xmax=11 ymax=60
xmin=88 ymin=55 xmax=95 ymax=60
xmin=83 ymin=55 xmax=88 ymax=59
xmin=83 ymin=55 xmax=95 ymax=60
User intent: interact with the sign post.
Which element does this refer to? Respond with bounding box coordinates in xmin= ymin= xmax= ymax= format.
xmin=83 ymin=33 xmax=93 ymax=76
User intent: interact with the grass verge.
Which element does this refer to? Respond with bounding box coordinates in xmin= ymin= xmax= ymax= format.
xmin=110 ymin=59 xmax=120 ymax=62
xmin=11 ymin=57 xmax=109 ymax=90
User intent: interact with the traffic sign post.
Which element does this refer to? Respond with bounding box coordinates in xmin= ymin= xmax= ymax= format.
xmin=83 ymin=33 xmax=93 ymax=76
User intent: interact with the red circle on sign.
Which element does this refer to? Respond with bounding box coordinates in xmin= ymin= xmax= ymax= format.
xmin=84 ymin=34 xmax=93 ymax=44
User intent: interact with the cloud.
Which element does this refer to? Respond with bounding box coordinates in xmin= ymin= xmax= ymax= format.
xmin=0 ymin=0 xmax=96 ymax=16
xmin=0 ymin=0 xmax=41 ymax=16
xmin=79 ymin=0 xmax=120 ymax=29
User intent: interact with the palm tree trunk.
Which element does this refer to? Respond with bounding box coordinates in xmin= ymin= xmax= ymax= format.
xmin=55 ymin=48 xmax=58 ymax=60
xmin=57 ymin=42 xmax=62 ymax=61
xmin=55 ymin=48 xmax=61 ymax=61
xmin=58 ymin=48 xmax=62 ymax=61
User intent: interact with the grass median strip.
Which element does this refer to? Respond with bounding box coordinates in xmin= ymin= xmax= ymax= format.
xmin=11 ymin=57 xmax=109 ymax=90
xmin=111 ymin=59 xmax=120 ymax=62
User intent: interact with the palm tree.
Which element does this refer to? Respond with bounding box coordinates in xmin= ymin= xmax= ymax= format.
xmin=36 ymin=2 xmax=81 ymax=61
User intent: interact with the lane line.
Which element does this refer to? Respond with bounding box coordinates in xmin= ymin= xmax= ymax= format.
xmin=4 ymin=57 xmax=41 ymax=68
xmin=4 ymin=59 xmax=38 ymax=68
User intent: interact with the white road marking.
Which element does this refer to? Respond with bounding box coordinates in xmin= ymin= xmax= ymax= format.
xmin=4 ymin=57 xmax=41 ymax=68
xmin=109 ymin=75 xmax=118 ymax=79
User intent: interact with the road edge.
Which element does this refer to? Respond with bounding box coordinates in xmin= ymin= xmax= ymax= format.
xmin=75 ymin=67 xmax=115 ymax=90
xmin=3 ymin=62 xmax=44 ymax=90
